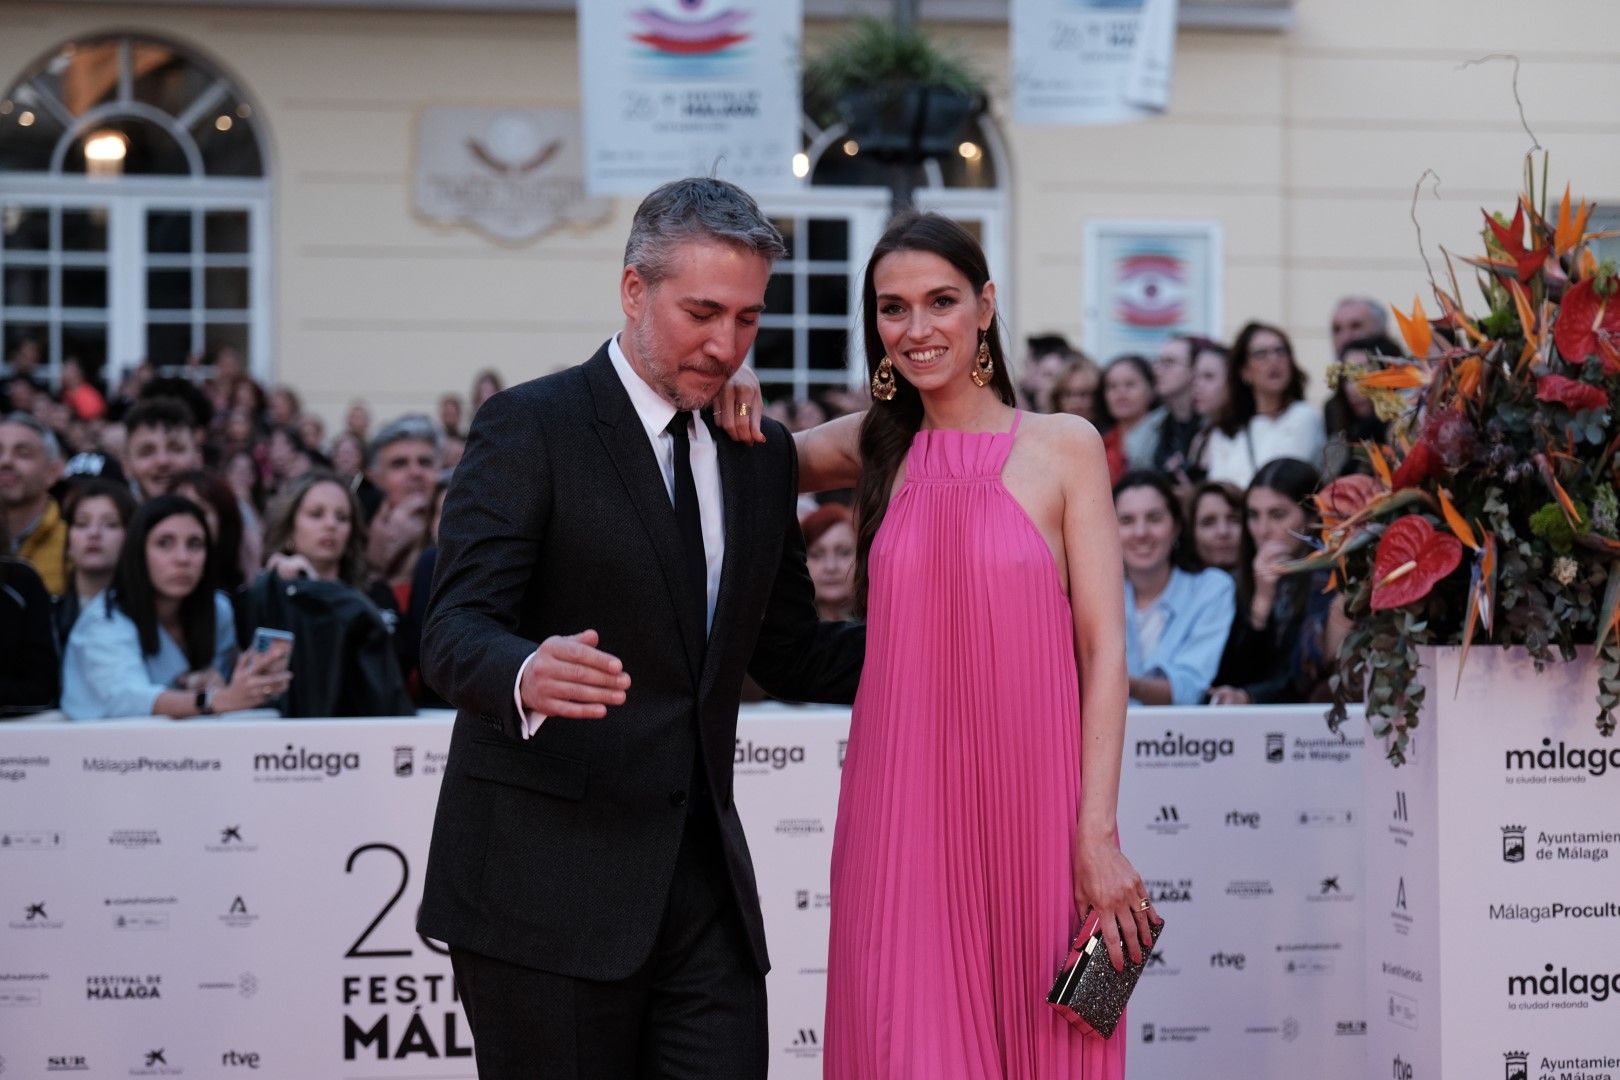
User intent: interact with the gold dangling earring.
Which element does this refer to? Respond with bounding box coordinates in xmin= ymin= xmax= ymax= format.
xmin=871 ymin=355 xmax=898 ymax=401
xmin=970 ymin=334 xmax=994 ymax=388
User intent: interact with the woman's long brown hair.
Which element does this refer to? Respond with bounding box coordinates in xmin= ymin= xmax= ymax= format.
xmin=852 ymin=212 xmax=1016 ymax=613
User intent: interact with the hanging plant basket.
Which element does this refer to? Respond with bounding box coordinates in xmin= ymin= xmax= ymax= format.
xmin=835 ymin=82 xmax=983 ymax=161
xmin=804 ymin=16 xmax=989 ymax=165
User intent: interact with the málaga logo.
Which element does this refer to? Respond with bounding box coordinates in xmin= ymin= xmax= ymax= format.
xmin=1505 ymin=738 xmax=1620 ymax=781
xmin=1507 ymin=964 xmax=1618 ymax=1006
xmin=85 ymin=974 xmax=161 ymax=1002
xmin=734 ymin=741 xmax=804 ymax=772
xmin=252 ymin=745 xmax=360 ymax=781
xmin=1133 ymin=730 xmax=1234 ymax=766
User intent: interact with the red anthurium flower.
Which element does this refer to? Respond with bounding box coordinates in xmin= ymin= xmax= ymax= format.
xmin=1555 ymin=279 xmax=1620 ymax=372
xmin=1316 ymin=473 xmax=1380 ymax=524
xmin=1389 ymin=439 xmax=1438 ymax=491
xmin=1536 ymin=373 xmax=1610 ymax=413
xmin=1371 ymin=515 xmax=1463 ymax=611
xmin=1484 ymin=204 xmax=1550 ymax=283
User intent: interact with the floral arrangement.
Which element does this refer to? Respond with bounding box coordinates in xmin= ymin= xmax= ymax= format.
xmin=1298 ymin=152 xmax=1620 ymax=765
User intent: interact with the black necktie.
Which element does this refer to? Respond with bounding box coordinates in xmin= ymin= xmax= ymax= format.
xmin=665 ymin=411 xmax=708 ymax=636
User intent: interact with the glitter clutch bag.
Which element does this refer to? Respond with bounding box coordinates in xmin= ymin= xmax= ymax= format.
xmin=1047 ymin=911 xmax=1163 ymax=1039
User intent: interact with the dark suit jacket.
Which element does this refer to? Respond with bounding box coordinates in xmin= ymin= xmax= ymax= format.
xmin=417 ymin=345 xmax=864 ymax=981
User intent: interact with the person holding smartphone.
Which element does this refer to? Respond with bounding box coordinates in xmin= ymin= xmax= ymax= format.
xmin=61 ymin=495 xmax=290 ymax=720
xmin=233 ymin=471 xmax=409 ymax=716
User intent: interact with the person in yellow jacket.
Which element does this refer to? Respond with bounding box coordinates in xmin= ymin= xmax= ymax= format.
xmin=0 ymin=413 xmax=67 ymax=595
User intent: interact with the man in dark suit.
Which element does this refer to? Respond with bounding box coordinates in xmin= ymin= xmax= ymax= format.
xmin=419 ymin=177 xmax=864 ymax=1079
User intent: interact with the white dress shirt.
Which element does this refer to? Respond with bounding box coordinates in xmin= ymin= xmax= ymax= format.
xmin=514 ymin=335 xmax=726 ymax=736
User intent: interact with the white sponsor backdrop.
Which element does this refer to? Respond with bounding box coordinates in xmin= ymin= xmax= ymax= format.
xmin=1365 ymin=647 xmax=1620 ymax=1080
xmin=578 ymin=0 xmax=801 ymax=196
xmin=0 ymin=707 xmax=1364 ymax=1079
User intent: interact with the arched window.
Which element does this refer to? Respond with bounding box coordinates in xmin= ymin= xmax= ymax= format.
xmin=753 ymin=111 xmax=1009 ymax=404
xmin=0 ymin=34 xmax=270 ymax=389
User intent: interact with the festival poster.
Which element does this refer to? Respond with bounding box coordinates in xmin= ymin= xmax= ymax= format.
xmin=1082 ymin=219 xmax=1222 ymax=361
xmin=1011 ymin=0 xmax=1180 ymax=125
xmin=578 ymin=0 xmax=802 ymax=196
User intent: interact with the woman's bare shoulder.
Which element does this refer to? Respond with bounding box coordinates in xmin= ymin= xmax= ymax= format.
xmin=1017 ymin=411 xmax=1103 ymax=457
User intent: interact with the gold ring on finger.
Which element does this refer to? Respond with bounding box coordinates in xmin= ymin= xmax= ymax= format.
xmin=1136 ymin=897 xmax=1152 ymax=911
xmin=737 ymin=401 xmax=751 ymax=418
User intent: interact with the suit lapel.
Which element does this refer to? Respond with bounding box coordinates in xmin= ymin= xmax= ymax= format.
xmin=585 ymin=350 xmax=706 ymax=682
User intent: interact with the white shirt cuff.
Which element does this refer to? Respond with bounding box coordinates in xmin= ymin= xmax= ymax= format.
xmin=514 ymin=652 xmax=545 ymax=738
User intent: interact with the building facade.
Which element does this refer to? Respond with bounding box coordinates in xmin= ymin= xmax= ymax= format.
xmin=2 ymin=0 xmax=1617 ymax=425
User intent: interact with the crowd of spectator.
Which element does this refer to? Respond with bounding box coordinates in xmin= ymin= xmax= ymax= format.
xmin=0 ymin=342 xmax=499 ymax=719
xmin=1 ymin=294 xmax=1392 ymax=719
xmin=780 ymin=294 xmax=1397 ymax=710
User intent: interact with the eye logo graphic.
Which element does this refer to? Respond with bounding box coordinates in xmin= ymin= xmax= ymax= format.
xmin=1113 ymin=253 xmax=1187 ymax=329
xmin=630 ymin=1 xmax=752 ymax=58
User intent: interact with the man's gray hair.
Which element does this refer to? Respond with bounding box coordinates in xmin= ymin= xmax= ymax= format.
xmin=368 ymin=413 xmax=441 ymax=466
xmin=1 ymin=411 xmax=63 ymax=463
xmin=1337 ymin=295 xmax=1389 ymax=331
xmin=623 ymin=177 xmax=786 ymax=288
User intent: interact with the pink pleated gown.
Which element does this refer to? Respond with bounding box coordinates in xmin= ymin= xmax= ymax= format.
xmin=825 ymin=413 xmax=1125 ymax=1080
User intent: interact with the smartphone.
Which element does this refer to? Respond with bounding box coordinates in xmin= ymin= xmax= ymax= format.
xmin=252 ymin=627 xmax=294 ymax=669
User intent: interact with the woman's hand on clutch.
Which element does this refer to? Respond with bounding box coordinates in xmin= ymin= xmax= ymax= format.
xmin=1073 ymin=835 xmax=1160 ymax=973
xmin=714 ymin=365 xmax=766 ymax=445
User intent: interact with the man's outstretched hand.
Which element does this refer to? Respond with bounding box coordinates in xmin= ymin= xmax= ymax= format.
xmin=521 ymin=630 xmax=631 ymax=719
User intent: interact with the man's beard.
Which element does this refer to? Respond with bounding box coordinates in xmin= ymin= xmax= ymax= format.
xmin=630 ymin=319 xmax=721 ymax=413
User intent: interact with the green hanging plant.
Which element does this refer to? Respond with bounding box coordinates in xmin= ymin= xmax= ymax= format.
xmin=801 ymin=17 xmax=986 ymax=129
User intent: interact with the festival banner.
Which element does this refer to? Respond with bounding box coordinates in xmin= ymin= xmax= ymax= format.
xmin=1364 ymin=648 xmax=1620 ymax=1080
xmin=0 ymin=707 xmax=1361 ymax=1079
xmin=577 ymin=0 xmax=802 ymax=196
xmin=1011 ymin=0 xmax=1180 ymax=125
xmin=1082 ymin=218 xmax=1222 ymax=360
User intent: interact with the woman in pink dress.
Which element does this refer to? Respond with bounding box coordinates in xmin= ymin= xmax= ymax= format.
xmin=727 ymin=213 xmax=1155 ymax=1078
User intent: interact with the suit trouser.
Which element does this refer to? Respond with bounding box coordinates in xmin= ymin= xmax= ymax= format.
xmin=450 ymin=805 xmax=768 ymax=1080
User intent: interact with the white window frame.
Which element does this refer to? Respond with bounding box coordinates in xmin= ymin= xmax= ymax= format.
xmin=751 ymin=114 xmax=1011 ymax=398
xmin=0 ymin=34 xmax=272 ymax=385
xmin=755 ymin=188 xmax=891 ymax=398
